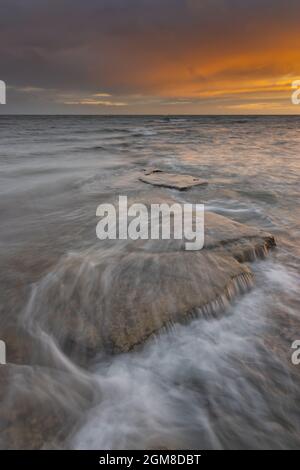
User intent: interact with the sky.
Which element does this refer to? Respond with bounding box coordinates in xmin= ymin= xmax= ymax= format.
xmin=0 ymin=0 xmax=300 ymax=114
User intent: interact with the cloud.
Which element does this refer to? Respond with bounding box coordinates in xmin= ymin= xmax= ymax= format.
xmin=13 ymin=86 xmax=46 ymax=93
xmin=63 ymin=99 xmax=127 ymax=106
xmin=1 ymin=0 xmax=300 ymax=113
xmin=93 ymin=93 xmax=112 ymax=97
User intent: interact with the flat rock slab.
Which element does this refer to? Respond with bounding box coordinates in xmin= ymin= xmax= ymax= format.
xmin=23 ymin=194 xmax=275 ymax=357
xmin=139 ymin=169 xmax=207 ymax=190
xmin=204 ymin=212 xmax=276 ymax=262
xmin=25 ymin=249 xmax=253 ymax=356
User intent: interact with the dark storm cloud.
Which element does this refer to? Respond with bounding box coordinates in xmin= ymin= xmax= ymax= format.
xmin=0 ymin=0 xmax=300 ymax=113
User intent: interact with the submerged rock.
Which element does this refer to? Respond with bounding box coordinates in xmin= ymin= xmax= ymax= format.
xmin=0 ymin=364 xmax=94 ymax=449
xmin=24 ymin=249 xmax=253 ymax=356
xmin=139 ymin=169 xmax=207 ymax=190
xmin=23 ymin=199 xmax=275 ymax=357
xmin=204 ymin=212 xmax=276 ymax=262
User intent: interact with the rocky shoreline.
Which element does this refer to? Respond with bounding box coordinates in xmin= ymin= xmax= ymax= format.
xmin=0 ymin=170 xmax=276 ymax=449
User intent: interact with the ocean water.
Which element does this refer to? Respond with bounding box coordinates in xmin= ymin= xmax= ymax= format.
xmin=0 ymin=115 xmax=300 ymax=449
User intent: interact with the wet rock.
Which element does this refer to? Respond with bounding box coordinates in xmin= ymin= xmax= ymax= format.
xmin=139 ymin=169 xmax=207 ymax=190
xmin=26 ymin=249 xmax=253 ymax=355
xmin=0 ymin=364 xmax=94 ymax=449
xmin=23 ymin=200 xmax=275 ymax=356
xmin=204 ymin=212 xmax=276 ymax=262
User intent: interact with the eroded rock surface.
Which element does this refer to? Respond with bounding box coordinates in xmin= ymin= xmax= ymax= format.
xmin=204 ymin=212 xmax=275 ymax=262
xmin=24 ymin=249 xmax=253 ymax=355
xmin=22 ymin=198 xmax=275 ymax=356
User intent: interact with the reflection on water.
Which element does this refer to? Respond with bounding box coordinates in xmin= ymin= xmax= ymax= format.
xmin=0 ymin=116 xmax=300 ymax=449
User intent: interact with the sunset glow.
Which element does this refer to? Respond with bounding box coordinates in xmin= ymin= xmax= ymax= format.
xmin=1 ymin=0 xmax=300 ymax=114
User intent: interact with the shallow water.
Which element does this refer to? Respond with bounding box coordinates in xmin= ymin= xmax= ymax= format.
xmin=0 ymin=115 xmax=300 ymax=449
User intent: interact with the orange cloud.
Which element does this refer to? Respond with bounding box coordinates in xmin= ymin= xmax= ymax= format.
xmin=2 ymin=0 xmax=300 ymax=114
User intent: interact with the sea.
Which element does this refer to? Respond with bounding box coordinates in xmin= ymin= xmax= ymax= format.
xmin=0 ymin=115 xmax=299 ymax=449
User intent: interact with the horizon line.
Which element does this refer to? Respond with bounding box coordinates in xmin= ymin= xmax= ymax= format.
xmin=0 ymin=113 xmax=300 ymax=117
